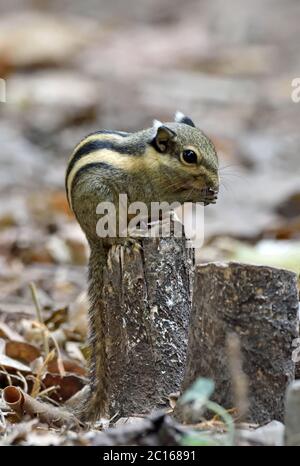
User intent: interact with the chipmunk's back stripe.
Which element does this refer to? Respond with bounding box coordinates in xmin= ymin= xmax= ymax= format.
xmin=66 ymin=133 xmax=130 ymax=181
xmin=72 ymin=161 xmax=112 ymax=189
xmin=66 ymin=139 xmax=131 ymax=178
xmin=89 ymin=130 xmax=129 ymax=137
xmin=66 ymin=144 xmax=147 ymax=210
xmin=69 ymin=162 xmax=114 ymax=213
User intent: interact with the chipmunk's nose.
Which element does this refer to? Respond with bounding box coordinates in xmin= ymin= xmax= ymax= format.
xmin=206 ymin=173 xmax=219 ymax=195
xmin=202 ymin=187 xmax=218 ymax=195
xmin=208 ymin=187 xmax=219 ymax=196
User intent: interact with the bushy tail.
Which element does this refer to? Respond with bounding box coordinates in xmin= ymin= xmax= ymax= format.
xmin=77 ymin=245 xmax=109 ymax=423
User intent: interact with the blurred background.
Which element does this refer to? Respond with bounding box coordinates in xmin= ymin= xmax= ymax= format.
xmin=0 ymin=0 xmax=299 ymax=314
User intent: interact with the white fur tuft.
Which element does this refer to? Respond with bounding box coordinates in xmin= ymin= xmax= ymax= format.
xmin=151 ymin=119 xmax=163 ymax=137
xmin=152 ymin=119 xmax=163 ymax=129
xmin=174 ymin=111 xmax=186 ymax=123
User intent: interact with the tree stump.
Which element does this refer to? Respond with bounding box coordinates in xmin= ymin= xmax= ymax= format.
xmin=177 ymin=262 xmax=299 ymax=424
xmin=102 ymin=233 xmax=193 ymax=418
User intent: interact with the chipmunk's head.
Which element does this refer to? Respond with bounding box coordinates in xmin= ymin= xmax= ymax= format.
xmin=147 ymin=112 xmax=219 ymax=205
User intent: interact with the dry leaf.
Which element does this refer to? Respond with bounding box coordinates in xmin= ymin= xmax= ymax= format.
xmin=42 ymin=372 xmax=86 ymax=402
xmin=44 ymin=306 xmax=68 ymax=328
xmin=0 ymin=322 xmax=25 ymax=342
xmin=0 ymin=354 xmax=31 ymax=372
xmin=66 ymin=342 xmax=86 ymax=363
xmin=47 ymin=358 xmax=86 ymax=377
xmin=5 ymin=340 xmax=40 ymax=364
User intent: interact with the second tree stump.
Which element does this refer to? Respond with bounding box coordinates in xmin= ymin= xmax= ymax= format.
xmin=178 ymin=262 xmax=299 ymax=424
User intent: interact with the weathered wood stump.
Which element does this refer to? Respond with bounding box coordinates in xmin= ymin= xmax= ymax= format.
xmin=177 ymin=262 xmax=299 ymax=424
xmin=102 ymin=233 xmax=193 ymax=417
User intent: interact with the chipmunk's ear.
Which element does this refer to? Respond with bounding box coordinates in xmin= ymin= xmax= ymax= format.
xmin=174 ymin=111 xmax=195 ymax=127
xmin=151 ymin=120 xmax=177 ymax=153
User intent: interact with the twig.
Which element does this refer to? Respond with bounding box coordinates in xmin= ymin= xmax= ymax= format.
xmin=109 ymin=410 xmax=120 ymax=424
xmin=16 ymin=371 xmax=28 ymax=393
xmin=0 ymin=371 xmax=27 ymax=387
xmin=0 ymin=408 xmax=6 ymax=431
xmin=30 ymin=349 xmax=55 ymax=398
xmin=47 ymin=332 xmax=65 ymax=377
xmin=41 ymin=395 xmax=60 ymax=407
xmin=38 ymin=385 xmax=60 ymax=398
xmin=32 ymin=322 xmax=65 ymax=377
xmin=0 ymin=365 xmax=12 ymax=386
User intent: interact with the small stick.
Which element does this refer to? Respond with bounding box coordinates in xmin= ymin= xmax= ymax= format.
xmin=41 ymin=395 xmax=60 ymax=407
xmin=32 ymin=322 xmax=65 ymax=377
xmin=16 ymin=371 xmax=28 ymax=394
xmin=0 ymin=365 xmax=12 ymax=386
xmin=47 ymin=332 xmax=65 ymax=377
xmin=30 ymin=349 xmax=55 ymax=398
xmin=0 ymin=407 xmax=6 ymax=431
xmin=38 ymin=385 xmax=60 ymax=398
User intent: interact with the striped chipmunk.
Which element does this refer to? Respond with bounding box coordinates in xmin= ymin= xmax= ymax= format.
xmin=65 ymin=112 xmax=219 ymax=422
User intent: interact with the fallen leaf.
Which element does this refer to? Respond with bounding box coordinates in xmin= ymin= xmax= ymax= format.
xmin=44 ymin=306 xmax=68 ymax=329
xmin=6 ymin=340 xmax=40 ymax=364
xmin=66 ymin=342 xmax=86 ymax=364
xmin=47 ymin=358 xmax=86 ymax=377
xmin=42 ymin=373 xmax=87 ymax=402
xmin=0 ymin=322 xmax=25 ymax=342
xmin=0 ymin=354 xmax=31 ymax=372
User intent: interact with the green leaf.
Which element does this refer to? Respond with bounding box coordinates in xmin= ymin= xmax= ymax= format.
xmin=180 ymin=377 xmax=215 ymax=409
xmin=181 ymin=433 xmax=221 ymax=446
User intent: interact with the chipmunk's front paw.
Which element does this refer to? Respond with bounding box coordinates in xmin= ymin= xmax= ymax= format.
xmin=107 ymin=239 xmax=142 ymax=268
xmin=122 ymin=238 xmax=142 ymax=256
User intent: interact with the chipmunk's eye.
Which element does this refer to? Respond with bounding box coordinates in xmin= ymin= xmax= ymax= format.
xmin=180 ymin=149 xmax=198 ymax=165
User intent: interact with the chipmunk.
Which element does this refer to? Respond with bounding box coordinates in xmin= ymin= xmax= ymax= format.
xmin=65 ymin=112 xmax=219 ymax=422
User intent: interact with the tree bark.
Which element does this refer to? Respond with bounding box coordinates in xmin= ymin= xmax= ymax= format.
xmin=177 ymin=262 xmax=299 ymax=424
xmin=101 ymin=232 xmax=193 ymax=418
